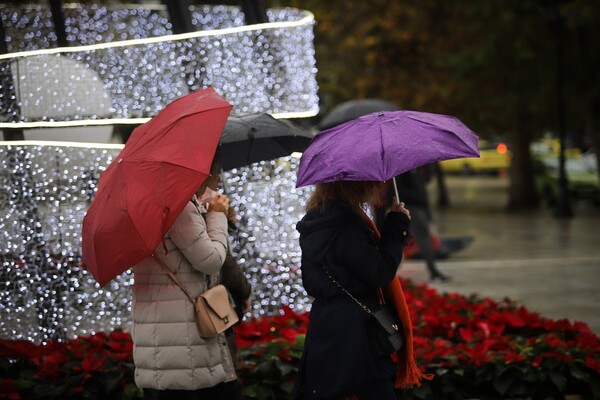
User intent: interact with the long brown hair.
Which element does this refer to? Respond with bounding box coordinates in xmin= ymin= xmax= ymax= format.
xmin=305 ymin=180 xmax=383 ymax=213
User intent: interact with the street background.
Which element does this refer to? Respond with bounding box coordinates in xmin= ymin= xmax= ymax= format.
xmin=398 ymin=175 xmax=600 ymax=334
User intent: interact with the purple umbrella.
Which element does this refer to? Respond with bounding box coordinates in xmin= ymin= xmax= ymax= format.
xmin=296 ymin=110 xmax=480 ymax=194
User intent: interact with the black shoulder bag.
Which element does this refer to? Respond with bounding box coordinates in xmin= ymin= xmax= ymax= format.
xmin=322 ymin=264 xmax=404 ymax=357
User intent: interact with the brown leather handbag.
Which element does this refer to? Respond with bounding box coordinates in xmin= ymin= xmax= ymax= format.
xmin=154 ymin=253 xmax=239 ymax=338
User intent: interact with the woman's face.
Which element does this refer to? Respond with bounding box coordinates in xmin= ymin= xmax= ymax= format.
xmin=196 ymin=160 xmax=221 ymax=195
xmin=370 ymin=182 xmax=388 ymax=208
xmin=203 ymin=170 xmax=221 ymax=191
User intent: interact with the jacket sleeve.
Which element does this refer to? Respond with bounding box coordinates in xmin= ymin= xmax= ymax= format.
xmin=221 ymin=253 xmax=252 ymax=302
xmin=168 ymin=203 xmax=229 ymax=275
xmin=333 ymin=212 xmax=410 ymax=288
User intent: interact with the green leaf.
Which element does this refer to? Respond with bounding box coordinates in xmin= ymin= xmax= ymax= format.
xmin=474 ymin=365 xmax=493 ymax=381
xmin=549 ymin=371 xmax=567 ymax=391
xmin=98 ymin=371 xmax=123 ymax=392
xmin=256 ymin=359 xmax=275 ymax=375
xmin=253 ymin=385 xmax=276 ymax=400
xmin=33 ymin=383 xmax=66 ymax=398
xmin=123 ymin=383 xmax=144 ymax=399
xmin=493 ymin=368 xmax=520 ymax=396
xmin=243 ymin=385 xmax=258 ymax=398
xmin=520 ymin=366 xmax=537 ymax=382
xmin=412 ymin=383 xmax=433 ymax=399
xmin=280 ymin=380 xmax=295 ymax=394
xmin=274 ymin=358 xmax=295 ymax=376
xmin=294 ymin=334 xmax=306 ymax=346
xmin=510 ymin=380 xmax=532 ymax=396
xmin=15 ymin=378 xmax=34 ymax=390
xmin=569 ymin=365 xmax=589 ymax=381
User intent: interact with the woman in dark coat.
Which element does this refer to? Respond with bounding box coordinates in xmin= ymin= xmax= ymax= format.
xmin=293 ymin=180 xmax=411 ymax=400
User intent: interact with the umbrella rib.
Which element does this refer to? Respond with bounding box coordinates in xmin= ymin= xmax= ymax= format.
xmin=379 ymin=124 xmax=387 ymax=179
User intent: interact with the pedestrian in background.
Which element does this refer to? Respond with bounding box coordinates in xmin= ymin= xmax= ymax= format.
xmin=376 ymin=167 xmax=450 ymax=282
xmin=220 ymin=206 xmax=252 ymax=368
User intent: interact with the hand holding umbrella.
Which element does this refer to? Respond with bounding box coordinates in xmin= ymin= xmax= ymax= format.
xmin=391 ymin=200 xmax=411 ymax=220
xmin=206 ymin=193 xmax=230 ymax=214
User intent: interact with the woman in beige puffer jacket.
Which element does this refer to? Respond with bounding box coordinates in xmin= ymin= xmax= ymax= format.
xmin=131 ymin=162 xmax=240 ymax=399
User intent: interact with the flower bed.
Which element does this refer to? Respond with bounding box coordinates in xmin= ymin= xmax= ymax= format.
xmin=1 ymin=280 xmax=599 ymax=399
xmin=0 ymin=331 xmax=140 ymax=400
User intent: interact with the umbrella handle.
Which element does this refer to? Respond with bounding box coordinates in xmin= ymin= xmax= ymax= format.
xmin=392 ymin=176 xmax=400 ymax=205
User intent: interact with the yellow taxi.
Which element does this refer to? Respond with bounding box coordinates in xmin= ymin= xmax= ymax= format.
xmin=440 ymin=140 xmax=511 ymax=175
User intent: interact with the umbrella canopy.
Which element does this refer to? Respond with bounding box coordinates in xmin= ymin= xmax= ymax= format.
xmin=82 ymin=87 xmax=232 ymax=287
xmin=318 ymin=98 xmax=399 ymax=130
xmin=218 ymin=113 xmax=314 ymax=170
xmin=296 ymin=110 xmax=479 ymax=188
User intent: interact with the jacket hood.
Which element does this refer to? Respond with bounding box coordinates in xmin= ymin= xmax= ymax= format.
xmin=296 ymin=201 xmax=364 ymax=263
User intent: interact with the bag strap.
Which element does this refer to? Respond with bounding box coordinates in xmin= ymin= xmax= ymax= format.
xmin=321 ymin=263 xmax=375 ymax=317
xmin=153 ymin=252 xmax=196 ymax=305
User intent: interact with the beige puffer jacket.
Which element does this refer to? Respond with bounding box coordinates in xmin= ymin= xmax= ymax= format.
xmin=131 ymin=198 xmax=237 ymax=390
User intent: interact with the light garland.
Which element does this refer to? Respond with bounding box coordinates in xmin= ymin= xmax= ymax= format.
xmin=0 ymin=4 xmax=319 ymax=127
xmin=0 ymin=3 xmax=319 ymax=342
xmin=0 ymin=142 xmax=313 ymax=342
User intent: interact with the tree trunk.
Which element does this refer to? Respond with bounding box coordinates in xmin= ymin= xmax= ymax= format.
xmin=589 ymin=97 xmax=600 ymax=189
xmin=507 ymin=107 xmax=540 ymax=210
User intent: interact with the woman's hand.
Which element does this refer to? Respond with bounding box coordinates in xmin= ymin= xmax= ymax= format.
xmin=208 ymin=194 xmax=230 ymax=214
xmin=390 ymin=197 xmax=411 ymax=220
xmin=242 ymin=299 xmax=251 ymax=313
xmin=227 ymin=207 xmax=237 ymax=224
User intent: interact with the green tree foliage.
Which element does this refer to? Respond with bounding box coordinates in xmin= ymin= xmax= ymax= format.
xmin=275 ymin=0 xmax=600 ymax=209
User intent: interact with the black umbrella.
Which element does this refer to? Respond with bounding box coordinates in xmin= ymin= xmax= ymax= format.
xmin=218 ymin=113 xmax=315 ymax=170
xmin=318 ymin=98 xmax=399 ymax=130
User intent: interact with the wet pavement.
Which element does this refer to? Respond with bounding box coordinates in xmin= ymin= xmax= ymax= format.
xmin=397 ymin=175 xmax=600 ymax=334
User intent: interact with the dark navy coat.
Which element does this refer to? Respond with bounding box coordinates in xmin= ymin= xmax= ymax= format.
xmin=293 ymin=200 xmax=410 ymax=399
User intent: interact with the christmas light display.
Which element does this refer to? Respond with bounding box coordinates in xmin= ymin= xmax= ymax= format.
xmin=0 ymin=4 xmax=318 ymax=128
xmin=0 ymin=3 xmax=318 ymax=342
xmin=0 ymin=142 xmax=313 ymax=342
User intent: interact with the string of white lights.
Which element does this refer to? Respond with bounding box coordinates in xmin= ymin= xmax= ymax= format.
xmin=0 ymin=4 xmax=319 ymax=342
xmin=0 ymin=5 xmax=319 ymax=128
xmin=0 ymin=142 xmax=313 ymax=342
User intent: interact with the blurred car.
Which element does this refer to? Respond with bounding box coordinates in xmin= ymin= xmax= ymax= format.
xmin=534 ymin=149 xmax=599 ymax=206
xmin=440 ymin=140 xmax=511 ymax=175
xmin=531 ymin=137 xmax=582 ymax=159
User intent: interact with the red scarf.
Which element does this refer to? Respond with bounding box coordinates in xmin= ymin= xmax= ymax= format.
xmin=363 ymin=213 xmax=433 ymax=389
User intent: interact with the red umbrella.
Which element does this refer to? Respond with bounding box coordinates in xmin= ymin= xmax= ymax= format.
xmin=82 ymin=87 xmax=232 ymax=287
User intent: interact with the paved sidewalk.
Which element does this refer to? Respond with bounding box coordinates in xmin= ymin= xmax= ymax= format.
xmin=398 ymin=175 xmax=600 ymax=334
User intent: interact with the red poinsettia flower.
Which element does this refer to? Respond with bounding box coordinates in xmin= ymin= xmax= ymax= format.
xmin=0 ymin=378 xmax=20 ymax=400
xmin=502 ymin=349 xmax=526 ymax=364
xmin=78 ymin=352 xmax=107 ymax=372
xmin=109 ymin=331 xmax=131 ymax=342
xmin=2 ymin=275 xmax=599 ymax=400
xmin=0 ymin=339 xmax=42 ymax=361
xmin=277 ymin=346 xmax=293 ymax=363
xmin=585 ymin=356 xmax=600 ymax=374
xmin=279 ymin=327 xmax=300 ymax=343
xmin=543 ymin=352 xmax=575 ymax=363
xmin=35 ymin=351 xmax=69 ymax=379
xmin=544 ymin=333 xmax=565 ymax=348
